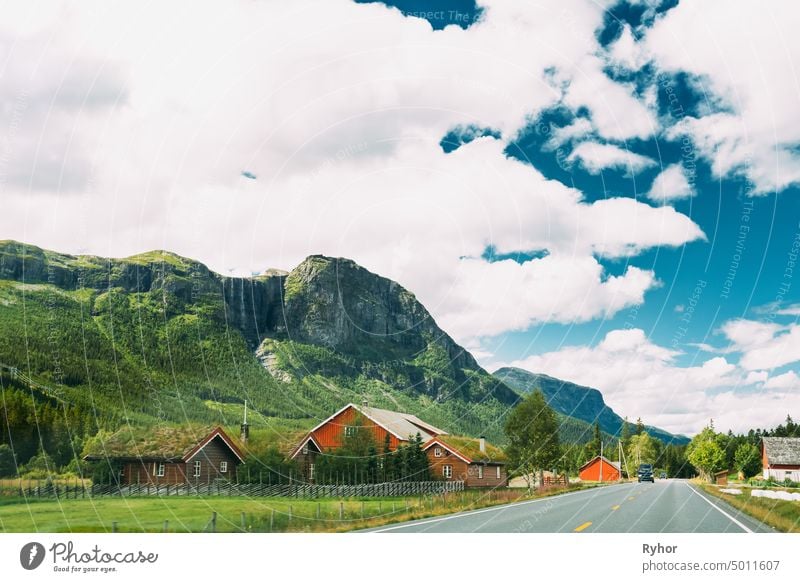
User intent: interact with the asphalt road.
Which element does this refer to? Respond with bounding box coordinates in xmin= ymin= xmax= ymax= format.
xmin=367 ymin=480 xmax=775 ymax=533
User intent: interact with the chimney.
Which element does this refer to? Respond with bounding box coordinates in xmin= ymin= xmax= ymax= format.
xmin=240 ymin=400 xmax=249 ymax=446
xmin=479 ymin=436 xmax=486 ymax=453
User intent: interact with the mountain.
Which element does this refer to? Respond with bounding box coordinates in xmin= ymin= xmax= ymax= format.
xmin=0 ymin=240 xmax=519 ymax=466
xmin=493 ymin=367 xmax=689 ymax=445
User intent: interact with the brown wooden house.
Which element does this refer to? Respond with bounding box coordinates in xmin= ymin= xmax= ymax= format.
xmin=84 ymin=425 xmax=245 ymax=485
xmin=422 ymin=435 xmax=508 ymax=488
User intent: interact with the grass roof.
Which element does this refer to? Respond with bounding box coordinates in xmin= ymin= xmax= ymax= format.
xmin=437 ymin=435 xmax=508 ymax=464
xmin=84 ymin=425 xmax=225 ymax=461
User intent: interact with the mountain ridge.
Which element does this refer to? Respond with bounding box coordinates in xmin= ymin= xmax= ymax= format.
xmin=493 ymin=366 xmax=689 ymax=445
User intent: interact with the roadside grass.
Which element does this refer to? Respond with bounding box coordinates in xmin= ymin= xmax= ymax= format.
xmin=699 ymin=484 xmax=800 ymax=533
xmin=0 ymin=484 xmax=604 ymax=533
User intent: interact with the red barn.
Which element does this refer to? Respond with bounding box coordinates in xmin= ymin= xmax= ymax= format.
xmin=290 ymin=402 xmax=446 ymax=481
xmin=579 ymin=455 xmax=621 ymax=482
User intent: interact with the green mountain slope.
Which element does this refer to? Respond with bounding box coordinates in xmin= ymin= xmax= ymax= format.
xmin=0 ymin=241 xmax=519 ymax=467
xmin=493 ymin=367 xmax=689 ymax=445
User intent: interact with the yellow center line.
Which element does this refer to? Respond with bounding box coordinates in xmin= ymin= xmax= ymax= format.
xmin=574 ymin=521 xmax=592 ymax=532
xmin=611 ymin=505 xmax=620 ymax=511
xmin=628 ymin=496 xmax=635 ymax=500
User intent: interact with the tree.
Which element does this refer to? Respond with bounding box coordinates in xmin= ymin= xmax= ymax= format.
xmin=733 ymin=442 xmax=761 ymax=478
xmin=584 ymin=421 xmax=602 ymax=459
xmin=504 ymin=390 xmax=561 ymax=489
xmin=620 ymin=417 xmax=632 ymax=451
xmin=635 ymin=417 xmax=645 ymax=436
xmin=627 ymin=432 xmax=656 ymax=466
xmin=0 ymin=444 xmax=17 ymax=477
xmin=686 ymin=425 xmax=725 ymax=481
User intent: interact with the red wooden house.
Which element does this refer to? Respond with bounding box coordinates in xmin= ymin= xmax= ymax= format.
xmin=578 ymin=455 xmax=621 ymax=482
xmin=84 ymin=425 xmax=245 ymax=485
xmin=290 ymin=402 xmax=446 ymax=480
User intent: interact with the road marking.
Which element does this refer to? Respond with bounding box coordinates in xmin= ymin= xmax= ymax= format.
xmin=574 ymin=521 xmax=592 ymax=532
xmin=684 ymin=483 xmax=753 ymax=533
xmin=611 ymin=505 xmax=620 ymax=511
xmin=628 ymin=496 xmax=635 ymax=500
xmin=366 ymin=483 xmax=630 ymax=532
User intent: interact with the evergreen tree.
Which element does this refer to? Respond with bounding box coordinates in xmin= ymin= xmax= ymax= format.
xmin=0 ymin=444 xmax=17 ymax=477
xmin=635 ymin=417 xmax=645 ymax=436
xmin=584 ymin=421 xmax=602 ymax=459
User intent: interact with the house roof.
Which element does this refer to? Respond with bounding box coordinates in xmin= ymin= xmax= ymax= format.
xmin=423 ymin=435 xmax=508 ymax=464
xmin=579 ymin=455 xmax=620 ymax=472
xmin=762 ymin=437 xmax=800 ymax=465
xmin=83 ymin=425 xmax=244 ymax=463
xmin=306 ymin=403 xmax=446 ymax=444
xmin=356 ymin=404 xmax=446 ymax=442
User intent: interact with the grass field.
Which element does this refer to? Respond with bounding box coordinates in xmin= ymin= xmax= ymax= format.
xmin=700 ymin=484 xmax=800 ymax=533
xmin=0 ymin=485 xmax=598 ymax=533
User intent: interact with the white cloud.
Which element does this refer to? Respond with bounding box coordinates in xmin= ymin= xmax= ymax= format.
xmin=566 ymin=141 xmax=656 ymax=174
xmin=0 ymin=0 xmax=707 ymax=345
xmin=721 ymin=320 xmax=800 ymax=371
xmin=764 ymin=371 xmax=800 ymax=391
xmin=645 ymin=0 xmax=800 ymax=194
xmin=646 ymin=164 xmax=695 ymax=204
xmin=776 ymin=304 xmax=800 ymax=316
xmin=498 ymin=327 xmax=800 ymax=435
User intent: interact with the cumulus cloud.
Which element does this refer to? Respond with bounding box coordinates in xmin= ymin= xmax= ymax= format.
xmin=646 ymin=164 xmax=695 ymax=204
xmin=721 ymin=319 xmax=800 ymax=371
xmin=566 ymin=141 xmax=656 ymax=174
xmin=497 ymin=327 xmax=800 ymax=435
xmin=0 ymin=0 xmax=707 ymax=345
xmin=645 ymin=0 xmax=800 ymax=194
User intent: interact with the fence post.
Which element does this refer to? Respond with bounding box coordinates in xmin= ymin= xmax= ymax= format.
xmin=163 ymin=520 xmax=169 ymax=533
xmin=210 ymin=512 xmax=217 ymax=533
xmin=270 ymin=508 xmax=274 ymax=532
xmin=288 ymin=505 xmax=293 ymax=524
xmin=316 ymin=503 xmax=321 ymax=520
xmin=111 ymin=521 xmax=118 ymax=533
xmin=339 ymin=501 xmax=344 ymax=521
xmin=360 ymin=501 xmax=364 ymax=520
xmin=241 ymin=512 xmax=246 ymax=531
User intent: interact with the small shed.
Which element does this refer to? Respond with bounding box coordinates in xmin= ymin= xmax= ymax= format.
xmin=714 ymin=470 xmax=728 ymax=485
xmin=579 ymin=455 xmax=621 ymax=482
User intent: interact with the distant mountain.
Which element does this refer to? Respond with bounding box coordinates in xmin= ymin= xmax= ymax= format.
xmin=0 ymin=240 xmax=519 ymax=468
xmin=493 ymin=367 xmax=689 ymax=445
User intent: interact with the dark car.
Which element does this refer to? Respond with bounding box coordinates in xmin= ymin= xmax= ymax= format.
xmin=637 ymin=463 xmax=654 ymax=483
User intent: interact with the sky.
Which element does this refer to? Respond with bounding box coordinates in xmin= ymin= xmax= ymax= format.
xmin=1 ymin=0 xmax=799 ymax=436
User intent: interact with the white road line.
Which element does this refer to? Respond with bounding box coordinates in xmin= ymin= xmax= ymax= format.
xmin=367 ymin=483 xmax=629 ymax=532
xmin=684 ymin=482 xmax=753 ymax=533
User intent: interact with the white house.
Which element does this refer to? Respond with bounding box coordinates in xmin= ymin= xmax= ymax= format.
xmin=761 ymin=437 xmax=800 ymax=482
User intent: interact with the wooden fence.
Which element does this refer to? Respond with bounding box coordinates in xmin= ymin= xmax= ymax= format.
xmin=12 ymin=479 xmax=465 ymax=499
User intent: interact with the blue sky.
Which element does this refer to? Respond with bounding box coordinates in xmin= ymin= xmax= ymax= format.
xmin=2 ymin=0 xmax=798 ymax=434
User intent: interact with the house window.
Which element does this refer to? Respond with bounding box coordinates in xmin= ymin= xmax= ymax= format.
xmin=434 ymin=447 xmax=443 ymax=458
xmin=477 ymin=465 xmax=484 ymax=479
xmin=443 ymin=465 xmax=453 ymax=479
xmin=156 ymin=463 xmax=165 ymax=477
xmin=345 ymin=426 xmax=356 ymax=437
xmin=302 ymin=443 xmax=309 ymax=455
xmin=496 ymin=466 xmax=501 ymax=479
xmin=219 ymin=461 xmax=228 ymax=473
xmin=309 ymin=463 xmax=315 ymax=481
xmin=193 ymin=460 xmax=202 ymax=477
